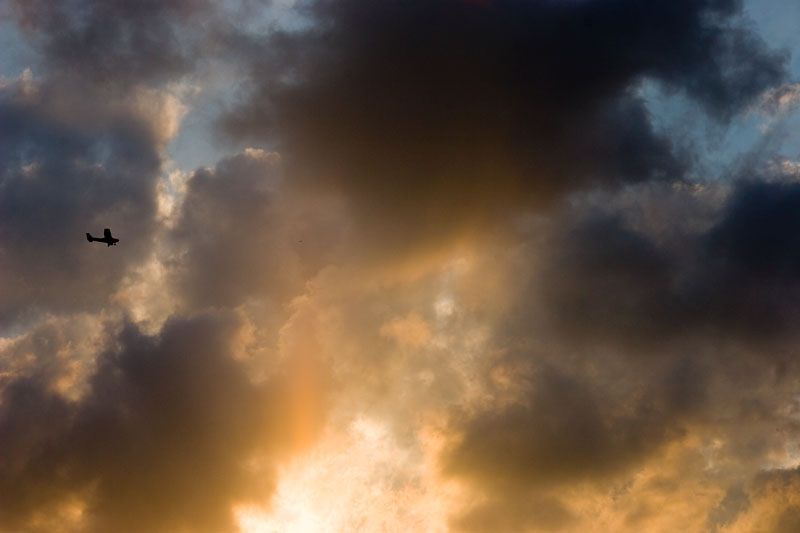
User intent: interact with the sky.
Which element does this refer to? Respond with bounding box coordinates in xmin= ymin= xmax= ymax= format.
xmin=2 ymin=1 xmax=800 ymax=532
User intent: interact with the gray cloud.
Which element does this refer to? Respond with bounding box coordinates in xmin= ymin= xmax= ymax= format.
xmin=0 ymin=313 xmax=291 ymax=533
xmin=2 ymin=1 xmax=799 ymax=530
xmin=443 ymin=361 xmax=702 ymax=488
xmin=9 ymin=0 xmax=212 ymax=85
xmin=169 ymin=149 xmax=345 ymax=310
xmin=708 ymin=485 xmax=750 ymax=531
xmin=221 ymin=0 xmax=785 ymax=256
xmin=538 ymin=179 xmax=800 ymax=348
xmin=439 ymin=175 xmax=800 ymax=529
xmin=0 ymin=77 xmax=161 ymax=327
xmin=719 ymin=467 xmax=800 ymax=532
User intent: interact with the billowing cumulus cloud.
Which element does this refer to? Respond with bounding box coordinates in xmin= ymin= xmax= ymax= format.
xmin=222 ymin=0 xmax=784 ymax=254
xmin=168 ymin=148 xmax=344 ymax=311
xmin=3 ymin=0 xmax=800 ymax=531
xmin=0 ymin=313 xmax=293 ymax=533
xmin=0 ymin=74 xmax=163 ymax=325
xmin=438 ymin=178 xmax=800 ymax=530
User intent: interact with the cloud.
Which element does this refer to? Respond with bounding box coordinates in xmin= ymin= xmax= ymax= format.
xmin=436 ymin=175 xmax=800 ymax=529
xmin=0 ymin=313 xmax=295 ymax=533
xmin=442 ymin=361 xmax=701 ymax=488
xmin=2 ymin=1 xmax=800 ymax=530
xmin=0 ymin=74 xmax=163 ymax=327
xmin=220 ymin=0 xmax=784 ymax=256
xmin=720 ymin=468 xmax=800 ymax=533
xmin=758 ymin=83 xmax=800 ymax=116
xmin=8 ymin=0 xmax=212 ymax=85
xmin=707 ymin=484 xmax=750 ymax=532
xmin=450 ymin=494 xmax=575 ymax=533
xmin=379 ymin=312 xmax=432 ymax=348
xmin=0 ymin=313 xmax=105 ymax=401
xmin=532 ymin=179 xmax=800 ymax=349
xmin=168 ymin=148 xmax=346 ymax=311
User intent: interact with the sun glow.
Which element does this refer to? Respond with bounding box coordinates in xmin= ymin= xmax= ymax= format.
xmin=235 ymin=415 xmax=456 ymax=533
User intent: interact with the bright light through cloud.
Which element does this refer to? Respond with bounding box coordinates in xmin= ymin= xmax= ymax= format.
xmin=236 ymin=416 xmax=455 ymax=533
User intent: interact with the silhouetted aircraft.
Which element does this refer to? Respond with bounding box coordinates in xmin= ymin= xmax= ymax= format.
xmin=86 ymin=228 xmax=119 ymax=247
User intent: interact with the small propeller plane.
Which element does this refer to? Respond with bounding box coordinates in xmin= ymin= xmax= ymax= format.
xmin=86 ymin=228 xmax=119 ymax=247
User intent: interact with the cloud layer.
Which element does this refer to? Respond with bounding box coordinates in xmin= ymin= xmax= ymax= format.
xmin=2 ymin=0 xmax=800 ymax=531
xmin=222 ymin=0 xmax=784 ymax=253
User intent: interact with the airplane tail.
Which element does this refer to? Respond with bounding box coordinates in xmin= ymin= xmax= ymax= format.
xmin=86 ymin=233 xmax=94 ymax=242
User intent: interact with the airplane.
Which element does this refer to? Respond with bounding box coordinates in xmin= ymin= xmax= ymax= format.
xmin=86 ymin=228 xmax=119 ymax=247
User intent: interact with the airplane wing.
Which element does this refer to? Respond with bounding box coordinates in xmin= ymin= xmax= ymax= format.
xmin=104 ymin=228 xmax=112 ymax=239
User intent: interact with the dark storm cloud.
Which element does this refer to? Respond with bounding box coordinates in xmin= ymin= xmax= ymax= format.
xmin=222 ymin=0 xmax=785 ymax=251
xmin=440 ymin=176 xmax=800 ymax=528
xmin=438 ymin=350 xmax=715 ymax=530
xmin=443 ymin=362 xmax=701 ymax=489
xmin=540 ymin=179 xmax=800 ymax=347
xmin=707 ymin=180 xmax=800 ymax=281
xmin=0 ymin=78 xmax=160 ymax=327
xmin=540 ymin=214 xmax=679 ymax=345
xmin=0 ymin=313 xmax=288 ymax=533
xmin=9 ymin=0 xmax=211 ymax=85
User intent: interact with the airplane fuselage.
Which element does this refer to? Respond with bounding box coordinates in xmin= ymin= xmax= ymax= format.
xmin=91 ymin=238 xmax=118 ymax=246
